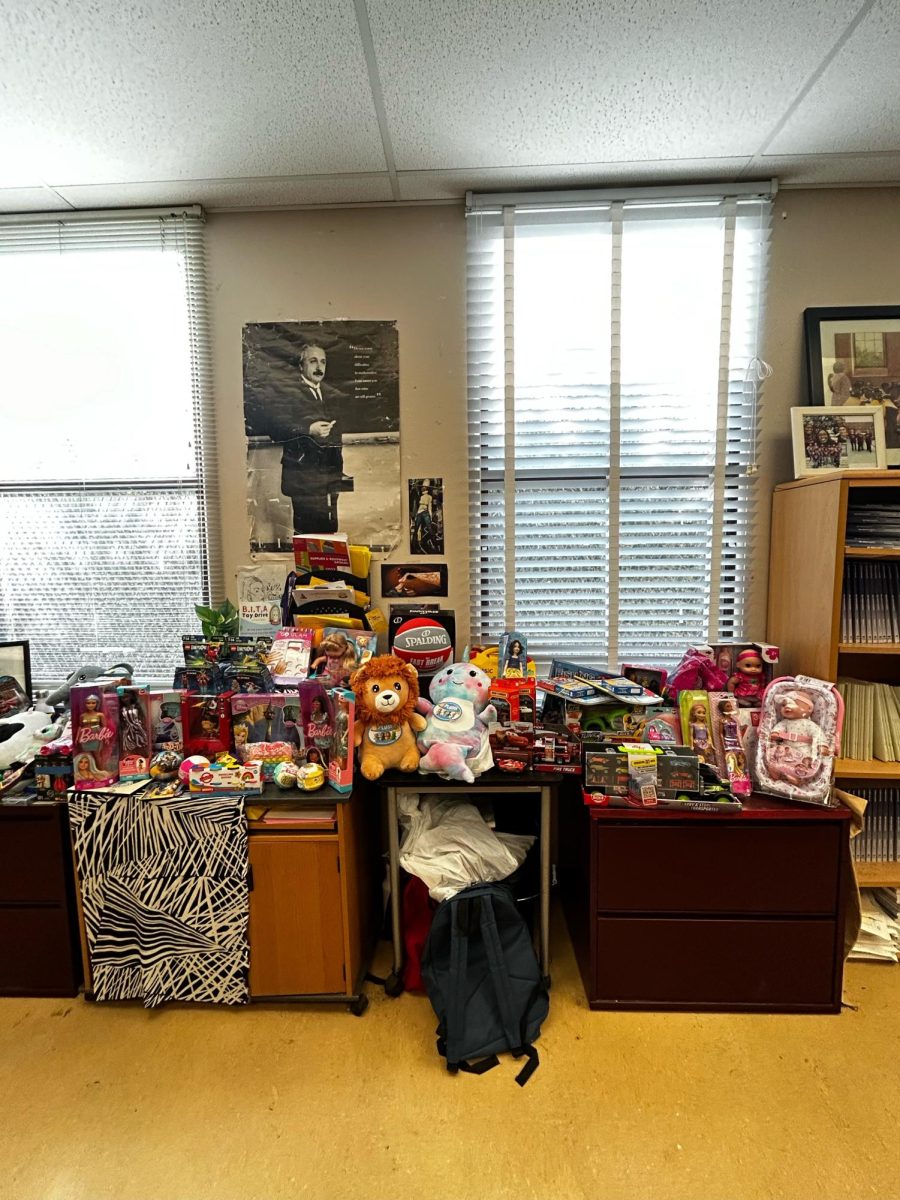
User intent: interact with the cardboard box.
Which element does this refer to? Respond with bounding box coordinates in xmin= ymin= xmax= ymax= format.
xmin=188 ymin=761 xmax=263 ymax=795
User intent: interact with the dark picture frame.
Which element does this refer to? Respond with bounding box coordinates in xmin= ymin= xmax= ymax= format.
xmin=381 ymin=562 xmax=448 ymax=597
xmin=804 ymin=306 xmax=900 ymax=467
xmin=0 ymin=640 xmax=32 ymax=701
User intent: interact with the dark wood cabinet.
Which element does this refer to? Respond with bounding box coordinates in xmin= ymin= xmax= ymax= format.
xmin=559 ymin=793 xmax=851 ymax=1013
xmin=0 ymin=801 xmax=82 ymax=996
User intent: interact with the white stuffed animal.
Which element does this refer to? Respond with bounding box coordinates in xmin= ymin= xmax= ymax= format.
xmin=0 ymin=711 xmax=65 ymax=770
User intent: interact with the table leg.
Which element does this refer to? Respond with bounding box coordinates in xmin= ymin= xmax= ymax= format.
xmin=387 ymin=787 xmax=403 ymax=981
xmin=540 ymin=786 xmax=551 ymax=979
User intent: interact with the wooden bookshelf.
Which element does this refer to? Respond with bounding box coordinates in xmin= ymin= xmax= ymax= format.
xmin=769 ymin=472 xmax=900 ymax=888
xmin=835 ymin=759 xmax=900 ymax=782
xmin=855 ymin=861 xmax=900 ymax=888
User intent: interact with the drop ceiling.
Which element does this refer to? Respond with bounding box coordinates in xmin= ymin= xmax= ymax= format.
xmin=2 ymin=0 xmax=899 ymax=213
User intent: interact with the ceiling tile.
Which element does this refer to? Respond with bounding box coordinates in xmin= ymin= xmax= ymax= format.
xmin=0 ymin=0 xmax=386 ymax=188
xmin=767 ymin=0 xmax=900 ymax=155
xmin=0 ymin=186 xmax=72 ymax=214
xmin=54 ymin=174 xmax=394 ymax=211
xmin=398 ymin=158 xmax=752 ymax=201
xmin=750 ymin=152 xmax=900 ymax=187
xmin=368 ymin=0 xmax=855 ymax=170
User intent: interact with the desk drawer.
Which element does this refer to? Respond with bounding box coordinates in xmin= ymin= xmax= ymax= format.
xmin=594 ymin=823 xmax=840 ymax=915
xmin=0 ymin=908 xmax=80 ymax=996
xmin=594 ymin=916 xmax=839 ymax=1011
xmin=0 ymin=813 xmax=67 ymax=904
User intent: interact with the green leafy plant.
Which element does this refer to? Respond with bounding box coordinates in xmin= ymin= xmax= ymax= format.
xmin=194 ymin=598 xmax=239 ymax=640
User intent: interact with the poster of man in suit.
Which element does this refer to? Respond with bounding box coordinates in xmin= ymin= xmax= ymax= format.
xmin=242 ymin=320 xmax=400 ymax=551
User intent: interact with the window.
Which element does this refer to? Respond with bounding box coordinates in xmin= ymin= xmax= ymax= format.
xmin=0 ymin=208 xmax=221 ymax=685
xmin=467 ymin=184 xmax=773 ymax=667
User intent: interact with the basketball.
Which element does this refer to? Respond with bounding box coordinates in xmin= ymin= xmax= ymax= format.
xmin=391 ymin=616 xmax=454 ymax=673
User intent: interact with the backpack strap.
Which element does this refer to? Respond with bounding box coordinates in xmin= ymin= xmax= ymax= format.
xmin=479 ymin=893 xmax=541 ymax=1087
xmin=442 ymin=895 xmax=499 ymax=1076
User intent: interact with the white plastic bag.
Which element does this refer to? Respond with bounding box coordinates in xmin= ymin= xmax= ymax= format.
xmin=398 ymin=794 xmax=535 ymax=902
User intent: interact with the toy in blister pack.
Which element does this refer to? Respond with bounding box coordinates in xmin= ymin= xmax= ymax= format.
xmin=498 ymin=631 xmax=528 ymax=679
xmin=678 ymin=690 xmax=716 ymax=765
xmin=148 ymin=690 xmax=184 ymax=753
xmin=489 ymin=678 xmax=536 ymax=771
xmin=267 ymin=628 xmax=315 ymax=687
xmin=117 ymin=686 xmax=152 ymax=780
xmin=230 ymin=692 xmax=300 ymax=779
xmin=709 ymin=693 xmax=751 ymax=795
xmin=181 ymin=693 xmax=234 ymax=757
xmin=328 ymin=688 xmax=355 ymax=793
xmin=71 ymin=682 xmax=120 ymax=790
xmin=621 ymin=664 xmax=669 ymax=695
xmin=753 ymin=675 xmax=843 ymax=807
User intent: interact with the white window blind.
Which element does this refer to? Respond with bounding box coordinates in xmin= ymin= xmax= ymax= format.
xmin=0 ymin=208 xmax=221 ymax=685
xmin=467 ymin=183 xmax=773 ymax=667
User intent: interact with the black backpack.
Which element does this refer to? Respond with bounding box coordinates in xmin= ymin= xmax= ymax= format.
xmin=421 ymin=883 xmax=549 ymax=1087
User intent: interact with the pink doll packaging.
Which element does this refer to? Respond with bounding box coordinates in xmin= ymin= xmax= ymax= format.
xmin=753 ymin=675 xmax=843 ymax=807
xmin=708 ymin=692 xmax=752 ymax=796
xmin=71 ymin=681 xmax=120 ymax=790
xmin=678 ymin=689 xmax=716 ymax=766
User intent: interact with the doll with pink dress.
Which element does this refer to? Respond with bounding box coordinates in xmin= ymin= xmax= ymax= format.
xmin=754 ymin=676 xmax=843 ymax=806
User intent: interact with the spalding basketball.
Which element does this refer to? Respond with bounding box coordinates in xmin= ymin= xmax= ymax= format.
xmin=391 ymin=617 xmax=453 ymax=673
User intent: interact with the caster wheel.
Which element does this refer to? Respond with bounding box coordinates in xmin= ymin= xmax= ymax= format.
xmin=384 ymin=972 xmax=404 ymax=998
xmin=447 ymin=1064 xmax=459 ymax=1075
xmin=542 ymin=974 xmax=552 ymax=991
xmin=349 ymin=995 xmax=369 ymax=1017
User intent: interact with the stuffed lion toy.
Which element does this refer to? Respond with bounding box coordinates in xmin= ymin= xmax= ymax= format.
xmin=350 ymin=655 xmax=427 ymax=781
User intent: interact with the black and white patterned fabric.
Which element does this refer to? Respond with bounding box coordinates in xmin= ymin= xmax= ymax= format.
xmin=68 ymin=793 xmax=249 ymax=1007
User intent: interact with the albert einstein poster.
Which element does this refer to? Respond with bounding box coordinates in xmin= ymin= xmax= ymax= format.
xmin=242 ymin=321 xmax=400 ymax=552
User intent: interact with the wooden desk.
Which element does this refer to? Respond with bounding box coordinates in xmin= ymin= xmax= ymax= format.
xmin=380 ymin=769 xmax=564 ymax=996
xmin=0 ymin=798 xmax=82 ymax=997
xmin=247 ymin=783 xmax=379 ymax=1014
xmin=559 ymin=792 xmax=852 ymax=1013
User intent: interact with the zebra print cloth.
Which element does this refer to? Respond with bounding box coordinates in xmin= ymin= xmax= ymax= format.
xmin=68 ymin=792 xmax=249 ymax=1007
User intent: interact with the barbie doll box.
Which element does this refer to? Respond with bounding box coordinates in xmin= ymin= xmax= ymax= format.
xmin=71 ymin=681 xmax=120 ymax=790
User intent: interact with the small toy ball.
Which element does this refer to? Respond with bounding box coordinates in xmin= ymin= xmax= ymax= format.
xmin=178 ymin=755 xmax=210 ymax=784
xmin=149 ymin=750 xmax=182 ymax=780
xmin=273 ymin=761 xmax=300 ymax=789
xmin=297 ymin=762 xmax=325 ymax=791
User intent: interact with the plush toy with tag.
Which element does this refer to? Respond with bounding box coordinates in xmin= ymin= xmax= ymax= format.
xmin=417 ymin=662 xmax=497 ymax=783
xmin=350 ymin=655 xmax=427 ymax=781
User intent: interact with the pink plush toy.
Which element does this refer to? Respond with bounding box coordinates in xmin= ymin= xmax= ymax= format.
xmin=417 ymin=663 xmax=497 ymax=783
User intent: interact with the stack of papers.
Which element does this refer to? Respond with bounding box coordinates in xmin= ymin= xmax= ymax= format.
xmin=849 ymin=890 xmax=900 ymax=962
xmin=837 ymin=679 xmax=900 ymax=762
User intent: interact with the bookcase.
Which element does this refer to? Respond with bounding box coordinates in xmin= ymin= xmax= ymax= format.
xmin=768 ymin=470 xmax=900 ymax=887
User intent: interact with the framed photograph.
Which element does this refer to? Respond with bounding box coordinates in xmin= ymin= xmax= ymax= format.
xmin=381 ymin=562 xmax=448 ymax=597
xmin=0 ymin=640 xmax=32 ymax=709
xmin=408 ymin=477 xmax=444 ymax=554
xmin=791 ymin=406 xmax=886 ymax=478
xmin=804 ymin=306 xmax=900 ymax=466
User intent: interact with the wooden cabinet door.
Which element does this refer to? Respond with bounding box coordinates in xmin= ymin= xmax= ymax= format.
xmin=248 ymin=835 xmax=345 ymax=997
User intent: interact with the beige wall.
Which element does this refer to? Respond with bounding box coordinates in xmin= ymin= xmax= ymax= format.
xmin=755 ymin=187 xmax=900 ymax=633
xmin=205 ymin=204 xmax=469 ymax=636
xmin=206 ymin=187 xmax=900 ymax=649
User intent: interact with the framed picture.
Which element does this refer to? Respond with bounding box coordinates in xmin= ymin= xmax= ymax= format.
xmin=0 ymin=640 xmax=32 ymax=704
xmin=804 ymin=306 xmax=900 ymax=466
xmin=380 ymin=562 xmax=448 ymax=597
xmin=791 ymin=406 xmax=886 ymax=478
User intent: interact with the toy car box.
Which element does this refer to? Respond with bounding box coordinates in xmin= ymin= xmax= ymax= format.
xmin=489 ymin=678 xmax=535 ymax=772
xmin=533 ymin=722 xmax=581 ymax=774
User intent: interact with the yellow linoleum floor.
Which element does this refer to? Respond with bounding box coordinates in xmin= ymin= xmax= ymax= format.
xmin=3 ymin=913 xmax=899 ymax=1200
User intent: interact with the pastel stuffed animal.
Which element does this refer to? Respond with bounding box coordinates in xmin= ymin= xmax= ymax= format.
xmin=351 ymin=655 xmax=427 ymax=781
xmin=417 ymin=663 xmax=497 ymax=783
